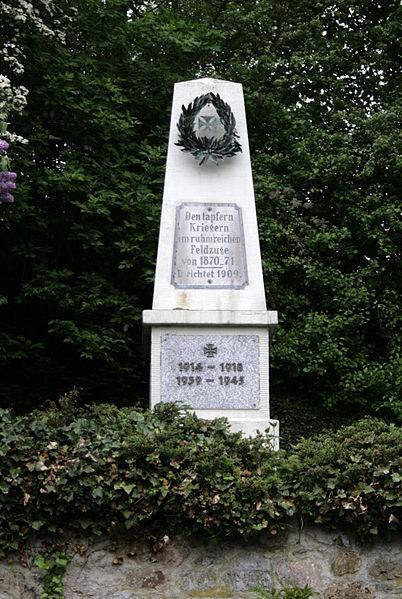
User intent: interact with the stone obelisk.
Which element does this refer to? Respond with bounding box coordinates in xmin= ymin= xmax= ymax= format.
xmin=143 ymin=78 xmax=279 ymax=446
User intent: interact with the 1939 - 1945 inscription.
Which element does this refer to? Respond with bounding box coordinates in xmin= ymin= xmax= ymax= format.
xmin=171 ymin=202 xmax=248 ymax=289
xmin=160 ymin=334 xmax=260 ymax=410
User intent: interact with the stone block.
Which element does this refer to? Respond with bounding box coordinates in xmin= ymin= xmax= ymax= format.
xmin=226 ymin=554 xmax=272 ymax=592
xmin=369 ymin=558 xmax=402 ymax=581
xmin=179 ymin=568 xmax=219 ymax=593
xmin=141 ymin=570 xmax=165 ymax=588
xmin=160 ymin=332 xmax=260 ymax=409
xmin=277 ymin=558 xmax=321 ymax=591
xmin=228 ymin=568 xmax=272 ymax=592
xmin=331 ymin=551 xmax=361 ymax=576
xmin=0 ymin=565 xmax=37 ymax=599
xmin=324 ymin=582 xmax=373 ymax=598
xmin=148 ymin=323 xmax=279 ymax=441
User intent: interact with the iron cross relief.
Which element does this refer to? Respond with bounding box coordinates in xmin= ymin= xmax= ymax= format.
xmin=198 ymin=115 xmax=218 ymax=134
xmin=203 ymin=344 xmax=218 ymax=358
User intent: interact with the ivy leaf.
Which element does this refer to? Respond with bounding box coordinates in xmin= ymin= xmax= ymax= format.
xmin=32 ymin=520 xmax=45 ymax=531
xmin=92 ymin=487 xmax=103 ymax=499
xmin=114 ymin=482 xmax=136 ymax=495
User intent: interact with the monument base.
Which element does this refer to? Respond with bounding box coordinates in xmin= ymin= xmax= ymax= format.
xmin=143 ymin=310 xmax=279 ymax=448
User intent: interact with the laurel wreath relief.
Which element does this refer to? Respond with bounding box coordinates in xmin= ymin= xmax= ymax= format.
xmin=175 ymin=92 xmax=242 ymax=165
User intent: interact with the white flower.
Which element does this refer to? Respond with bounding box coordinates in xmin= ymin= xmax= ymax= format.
xmin=0 ymin=0 xmax=73 ymax=141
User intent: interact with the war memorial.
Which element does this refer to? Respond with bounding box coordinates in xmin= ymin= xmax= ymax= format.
xmin=143 ymin=78 xmax=279 ymax=446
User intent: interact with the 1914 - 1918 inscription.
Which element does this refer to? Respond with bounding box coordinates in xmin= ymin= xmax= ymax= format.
xmin=160 ymin=334 xmax=260 ymax=409
xmin=171 ymin=202 xmax=248 ymax=289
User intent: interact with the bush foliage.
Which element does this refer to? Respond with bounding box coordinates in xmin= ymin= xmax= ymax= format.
xmin=0 ymin=401 xmax=400 ymax=555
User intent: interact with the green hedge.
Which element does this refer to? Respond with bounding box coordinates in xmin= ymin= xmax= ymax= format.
xmin=0 ymin=401 xmax=400 ymax=555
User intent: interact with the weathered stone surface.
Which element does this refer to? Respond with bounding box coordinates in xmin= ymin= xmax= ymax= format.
xmin=324 ymin=582 xmax=373 ymax=598
xmin=331 ymin=551 xmax=361 ymax=576
xmin=1 ymin=524 xmax=402 ymax=598
xmin=178 ymin=567 xmax=220 ymax=593
xmin=306 ymin=526 xmax=353 ymax=549
xmin=153 ymin=542 xmax=188 ymax=567
xmin=141 ymin=570 xmax=165 ymax=588
xmin=369 ymin=558 xmax=402 ymax=580
xmin=0 ymin=564 xmax=38 ymax=599
xmin=226 ymin=554 xmax=272 ymax=592
xmin=228 ymin=568 xmax=272 ymax=592
xmin=277 ymin=558 xmax=322 ymax=591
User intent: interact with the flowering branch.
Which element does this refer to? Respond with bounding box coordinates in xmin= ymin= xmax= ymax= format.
xmin=0 ymin=126 xmax=17 ymax=204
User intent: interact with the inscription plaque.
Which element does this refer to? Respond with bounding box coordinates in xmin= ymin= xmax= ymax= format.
xmin=160 ymin=334 xmax=260 ymax=409
xmin=171 ymin=202 xmax=248 ymax=289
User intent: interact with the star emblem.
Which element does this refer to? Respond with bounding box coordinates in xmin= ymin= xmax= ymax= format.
xmin=198 ymin=116 xmax=218 ymax=134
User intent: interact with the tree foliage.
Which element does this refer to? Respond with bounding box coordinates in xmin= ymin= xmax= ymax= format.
xmin=0 ymin=0 xmax=71 ymax=141
xmin=0 ymin=0 xmax=400 ymax=424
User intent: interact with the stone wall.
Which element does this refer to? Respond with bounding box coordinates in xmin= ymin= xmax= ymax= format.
xmin=1 ymin=521 xmax=401 ymax=598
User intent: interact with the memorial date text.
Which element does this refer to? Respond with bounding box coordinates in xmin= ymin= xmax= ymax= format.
xmin=176 ymin=375 xmax=244 ymax=386
xmin=178 ymin=362 xmax=244 ymax=372
xmin=176 ymin=362 xmax=245 ymax=386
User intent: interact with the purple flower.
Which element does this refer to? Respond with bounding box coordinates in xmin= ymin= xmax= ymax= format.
xmin=0 ymin=191 xmax=14 ymax=203
xmin=0 ymin=171 xmax=16 ymax=186
xmin=0 ymin=139 xmax=9 ymax=153
xmin=0 ymin=171 xmax=17 ymax=203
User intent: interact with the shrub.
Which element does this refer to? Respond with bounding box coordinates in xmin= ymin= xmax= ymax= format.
xmin=284 ymin=418 xmax=402 ymax=536
xmin=0 ymin=401 xmax=400 ymax=555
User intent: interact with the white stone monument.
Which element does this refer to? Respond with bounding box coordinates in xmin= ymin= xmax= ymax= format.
xmin=143 ymin=78 xmax=279 ymax=447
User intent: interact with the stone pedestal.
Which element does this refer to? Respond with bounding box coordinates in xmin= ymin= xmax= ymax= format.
xmin=143 ymin=78 xmax=279 ymax=446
